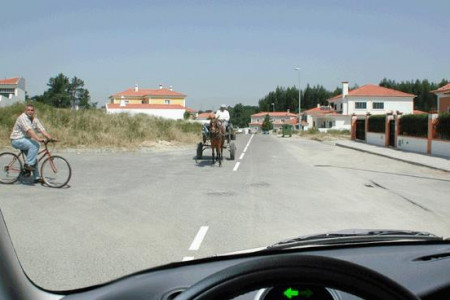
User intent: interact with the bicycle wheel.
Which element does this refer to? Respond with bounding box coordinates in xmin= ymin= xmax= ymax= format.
xmin=0 ymin=152 xmax=22 ymax=184
xmin=40 ymin=155 xmax=72 ymax=188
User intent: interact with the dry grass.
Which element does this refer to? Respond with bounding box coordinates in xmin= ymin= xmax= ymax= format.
xmin=297 ymin=128 xmax=350 ymax=142
xmin=0 ymin=103 xmax=202 ymax=150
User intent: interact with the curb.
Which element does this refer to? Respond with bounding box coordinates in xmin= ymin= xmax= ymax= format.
xmin=335 ymin=143 xmax=450 ymax=173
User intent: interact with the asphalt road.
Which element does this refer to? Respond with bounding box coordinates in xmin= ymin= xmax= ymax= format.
xmin=1 ymin=134 xmax=450 ymax=290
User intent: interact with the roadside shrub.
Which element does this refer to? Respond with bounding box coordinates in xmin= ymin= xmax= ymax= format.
xmin=305 ymin=127 xmax=320 ymax=134
xmin=327 ymin=129 xmax=350 ymax=135
xmin=368 ymin=115 xmax=386 ymax=133
xmin=399 ymin=114 xmax=428 ymax=137
xmin=436 ymin=113 xmax=450 ymax=140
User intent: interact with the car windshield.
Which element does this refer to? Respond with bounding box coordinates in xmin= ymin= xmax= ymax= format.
xmin=1 ymin=0 xmax=450 ymax=292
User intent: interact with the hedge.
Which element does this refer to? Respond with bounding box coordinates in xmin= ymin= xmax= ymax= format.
xmin=399 ymin=114 xmax=428 ymax=137
xmin=368 ymin=115 xmax=386 ymax=133
xmin=436 ymin=113 xmax=450 ymax=140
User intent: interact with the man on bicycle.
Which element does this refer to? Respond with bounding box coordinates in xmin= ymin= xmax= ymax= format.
xmin=10 ymin=104 xmax=52 ymax=182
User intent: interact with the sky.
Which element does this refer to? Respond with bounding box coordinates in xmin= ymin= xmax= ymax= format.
xmin=1 ymin=0 xmax=449 ymax=110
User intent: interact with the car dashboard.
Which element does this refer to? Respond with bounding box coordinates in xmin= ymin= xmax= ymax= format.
xmin=58 ymin=242 xmax=450 ymax=300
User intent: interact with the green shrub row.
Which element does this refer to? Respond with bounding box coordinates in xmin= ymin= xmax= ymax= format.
xmin=368 ymin=115 xmax=386 ymax=133
xmin=399 ymin=114 xmax=428 ymax=137
xmin=436 ymin=113 xmax=450 ymax=140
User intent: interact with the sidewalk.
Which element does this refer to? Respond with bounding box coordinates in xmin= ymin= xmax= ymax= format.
xmin=335 ymin=140 xmax=450 ymax=172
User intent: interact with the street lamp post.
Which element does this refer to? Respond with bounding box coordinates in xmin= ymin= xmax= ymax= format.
xmin=294 ymin=67 xmax=301 ymax=130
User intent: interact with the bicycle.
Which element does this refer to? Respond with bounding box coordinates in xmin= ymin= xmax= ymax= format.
xmin=0 ymin=139 xmax=71 ymax=188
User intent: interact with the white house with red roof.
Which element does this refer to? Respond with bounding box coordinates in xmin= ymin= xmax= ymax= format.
xmin=106 ymin=84 xmax=189 ymax=119
xmin=303 ymin=105 xmax=350 ymax=131
xmin=328 ymin=82 xmax=415 ymax=115
xmin=431 ymin=83 xmax=450 ymax=113
xmin=304 ymin=82 xmax=416 ymax=131
xmin=0 ymin=77 xmax=26 ymax=107
xmin=196 ymin=112 xmax=215 ymax=124
xmin=249 ymin=111 xmax=298 ymax=132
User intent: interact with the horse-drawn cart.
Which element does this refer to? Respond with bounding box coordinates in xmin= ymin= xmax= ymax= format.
xmin=196 ymin=122 xmax=236 ymax=161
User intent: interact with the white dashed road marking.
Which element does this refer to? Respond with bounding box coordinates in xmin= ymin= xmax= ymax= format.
xmin=182 ymin=256 xmax=194 ymax=261
xmin=189 ymin=226 xmax=209 ymax=251
xmin=233 ymin=134 xmax=254 ymax=172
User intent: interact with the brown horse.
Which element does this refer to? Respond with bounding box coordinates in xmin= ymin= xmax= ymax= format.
xmin=209 ymin=118 xmax=225 ymax=166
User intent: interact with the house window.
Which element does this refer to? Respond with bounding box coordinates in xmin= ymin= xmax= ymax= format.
xmin=373 ymin=102 xmax=384 ymax=109
xmin=340 ymin=104 xmax=343 ymax=110
xmin=355 ymin=102 xmax=367 ymax=109
xmin=165 ymin=100 xmax=170 ymax=104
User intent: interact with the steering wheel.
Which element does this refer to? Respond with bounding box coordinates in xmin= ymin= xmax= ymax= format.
xmin=176 ymin=255 xmax=419 ymax=300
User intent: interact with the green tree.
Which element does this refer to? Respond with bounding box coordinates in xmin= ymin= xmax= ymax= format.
xmin=33 ymin=73 xmax=95 ymax=109
xmin=229 ymin=103 xmax=259 ymax=127
xmin=261 ymin=114 xmax=273 ymax=132
xmin=379 ymin=78 xmax=449 ymax=112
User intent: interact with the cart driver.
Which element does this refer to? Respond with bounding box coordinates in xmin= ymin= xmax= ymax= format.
xmin=215 ymin=104 xmax=230 ymax=132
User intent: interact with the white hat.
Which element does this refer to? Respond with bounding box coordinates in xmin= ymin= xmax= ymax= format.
xmin=220 ymin=104 xmax=227 ymax=108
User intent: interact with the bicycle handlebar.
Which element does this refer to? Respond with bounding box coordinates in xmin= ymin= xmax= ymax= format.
xmin=43 ymin=139 xmax=58 ymax=145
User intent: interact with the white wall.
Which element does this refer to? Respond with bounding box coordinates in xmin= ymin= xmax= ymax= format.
xmin=347 ymin=97 xmax=414 ymax=115
xmin=106 ymin=108 xmax=185 ymax=119
xmin=0 ymin=95 xmax=23 ymax=107
xmin=431 ymin=140 xmax=450 ymax=158
xmin=366 ymin=132 xmax=386 ymax=147
xmin=397 ymin=136 xmax=427 ymax=154
xmin=308 ymin=115 xmax=351 ymax=131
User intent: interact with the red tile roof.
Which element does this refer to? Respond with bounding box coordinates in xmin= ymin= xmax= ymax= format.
xmin=328 ymin=84 xmax=415 ymax=102
xmin=251 ymin=111 xmax=298 ymax=118
xmin=197 ymin=112 xmax=215 ymax=119
xmin=106 ymin=104 xmax=186 ymax=110
xmin=185 ymin=107 xmax=198 ymax=113
xmin=304 ymin=106 xmax=336 ymax=115
xmin=431 ymin=83 xmax=450 ymax=94
xmin=112 ymin=88 xmax=186 ymax=97
xmin=0 ymin=77 xmax=20 ymax=85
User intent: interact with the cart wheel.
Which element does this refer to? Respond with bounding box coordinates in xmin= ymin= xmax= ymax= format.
xmin=197 ymin=143 xmax=203 ymax=159
xmin=230 ymin=142 xmax=236 ymax=160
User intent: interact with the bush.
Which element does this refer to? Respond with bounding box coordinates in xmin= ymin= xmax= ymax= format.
xmin=261 ymin=114 xmax=273 ymax=131
xmin=305 ymin=127 xmax=319 ymax=134
xmin=436 ymin=113 xmax=450 ymax=140
xmin=327 ymin=129 xmax=350 ymax=135
xmin=399 ymin=114 xmax=428 ymax=137
xmin=368 ymin=115 xmax=386 ymax=133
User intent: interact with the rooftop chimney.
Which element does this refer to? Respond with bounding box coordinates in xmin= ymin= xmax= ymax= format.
xmin=342 ymin=82 xmax=349 ymax=98
xmin=134 ymin=84 xmax=138 ymax=92
xmin=169 ymin=85 xmax=173 ymax=91
xmin=159 ymin=84 xmax=163 ymax=89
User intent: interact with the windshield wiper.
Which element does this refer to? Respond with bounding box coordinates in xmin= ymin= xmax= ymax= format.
xmin=267 ymin=229 xmax=445 ymax=250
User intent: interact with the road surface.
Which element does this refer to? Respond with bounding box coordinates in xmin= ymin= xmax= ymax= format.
xmin=1 ymin=133 xmax=450 ymax=290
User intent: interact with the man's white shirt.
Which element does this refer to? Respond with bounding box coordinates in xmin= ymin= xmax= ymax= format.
xmin=215 ymin=110 xmax=230 ymax=121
